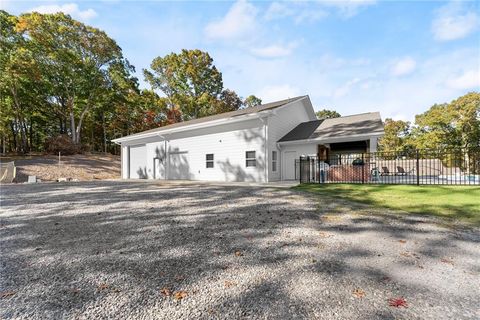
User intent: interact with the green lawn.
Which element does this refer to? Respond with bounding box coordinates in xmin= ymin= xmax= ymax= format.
xmin=293 ymin=184 xmax=480 ymax=226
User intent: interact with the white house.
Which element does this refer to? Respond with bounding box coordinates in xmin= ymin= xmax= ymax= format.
xmin=112 ymin=95 xmax=384 ymax=182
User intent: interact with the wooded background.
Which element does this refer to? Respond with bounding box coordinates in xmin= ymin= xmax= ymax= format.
xmin=1 ymin=11 xmax=478 ymax=155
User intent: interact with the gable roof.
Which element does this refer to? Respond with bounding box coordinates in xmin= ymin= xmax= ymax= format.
xmin=278 ymin=112 xmax=384 ymax=142
xmin=114 ymin=95 xmax=308 ymax=142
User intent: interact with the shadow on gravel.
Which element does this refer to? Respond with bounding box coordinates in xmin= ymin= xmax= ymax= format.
xmin=0 ymin=181 xmax=479 ymax=319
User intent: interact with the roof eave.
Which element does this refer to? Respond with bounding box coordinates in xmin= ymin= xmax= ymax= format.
xmin=113 ymin=96 xmax=309 ymax=144
xmin=277 ymin=131 xmax=385 ymax=146
xmin=112 ymin=110 xmax=272 ymax=144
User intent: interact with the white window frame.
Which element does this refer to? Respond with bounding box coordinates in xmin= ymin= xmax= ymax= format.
xmin=246 ymin=151 xmax=256 ymax=167
xmin=206 ymin=153 xmax=214 ymax=168
xmin=272 ymin=151 xmax=277 ymax=172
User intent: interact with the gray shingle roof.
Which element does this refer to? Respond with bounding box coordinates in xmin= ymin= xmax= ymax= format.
xmin=278 ymin=112 xmax=383 ymax=142
xmin=278 ymin=120 xmax=324 ymax=142
xmin=116 ymin=96 xmax=307 ymax=140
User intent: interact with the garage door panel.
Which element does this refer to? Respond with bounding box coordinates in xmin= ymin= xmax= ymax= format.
xmin=129 ymin=145 xmax=147 ymax=179
xmin=168 ymin=151 xmax=191 ymax=180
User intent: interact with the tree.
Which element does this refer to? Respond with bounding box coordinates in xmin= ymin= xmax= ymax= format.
xmin=16 ymin=12 xmax=128 ymax=145
xmin=316 ymin=109 xmax=341 ymax=119
xmin=0 ymin=10 xmax=46 ymax=153
xmin=244 ymin=95 xmax=262 ymax=108
xmin=411 ymin=92 xmax=480 ymax=150
xmin=377 ymin=118 xmax=413 ymax=152
xmin=144 ymin=49 xmax=224 ymax=120
xmin=215 ymin=89 xmax=243 ymax=113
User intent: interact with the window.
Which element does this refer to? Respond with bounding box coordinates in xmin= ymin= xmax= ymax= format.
xmin=206 ymin=154 xmax=214 ymax=168
xmin=272 ymin=151 xmax=277 ymax=172
xmin=246 ymin=151 xmax=256 ymax=167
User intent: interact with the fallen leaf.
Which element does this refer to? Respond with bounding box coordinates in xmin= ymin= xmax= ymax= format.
xmin=173 ymin=291 xmax=188 ymax=300
xmin=234 ymin=251 xmax=243 ymax=257
xmin=224 ymin=280 xmax=237 ymax=288
xmin=97 ymin=283 xmax=109 ymax=291
xmin=440 ymin=258 xmax=454 ymax=265
xmin=0 ymin=291 xmax=15 ymax=298
xmin=353 ymin=288 xmax=365 ymax=298
xmin=388 ymin=297 xmax=408 ymax=308
xmin=398 ymin=240 xmax=407 ymax=244
xmin=319 ymin=232 xmax=332 ymax=238
xmin=400 ymin=251 xmax=411 ymax=258
xmin=160 ymin=287 xmax=172 ymax=297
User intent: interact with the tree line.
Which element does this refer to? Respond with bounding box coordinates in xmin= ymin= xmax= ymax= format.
xmin=317 ymin=93 xmax=479 ymax=152
xmin=0 ymin=11 xmax=261 ymax=154
xmin=378 ymin=92 xmax=480 ymax=153
xmin=1 ymin=11 xmax=478 ymax=155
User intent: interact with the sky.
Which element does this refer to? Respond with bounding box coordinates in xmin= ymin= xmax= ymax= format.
xmin=2 ymin=0 xmax=480 ymax=121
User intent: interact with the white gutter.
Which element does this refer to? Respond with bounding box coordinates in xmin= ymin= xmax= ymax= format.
xmin=278 ymin=132 xmax=384 ymax=146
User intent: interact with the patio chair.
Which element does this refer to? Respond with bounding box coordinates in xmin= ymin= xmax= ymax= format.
xmin=396 ymin=166 xmax=414 ymax=176
xmin=381 ymin=167 xmax=392 ymax=176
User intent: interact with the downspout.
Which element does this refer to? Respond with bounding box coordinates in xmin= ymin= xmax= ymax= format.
xmin=276 ymin=142 xmax=283 ymax=181
xmin=157 ymin=134 xmax=168 ymax=180
xmin=260 ymin=117 xmax=268 ymax=183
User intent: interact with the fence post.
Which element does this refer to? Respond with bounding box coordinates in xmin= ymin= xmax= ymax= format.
xmin=361 ymin=153 xmax=365 ymax=184
xmin=299 ymin=157 xmax=303 ymax=183
xmin=416 ymin=149 xmax=420 ymax=186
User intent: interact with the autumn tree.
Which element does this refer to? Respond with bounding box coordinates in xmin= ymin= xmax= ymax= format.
xmin=16 ymin=12 xmax=129 ymax=145
xmin=144 ymin=49 xmax=256 ymax=121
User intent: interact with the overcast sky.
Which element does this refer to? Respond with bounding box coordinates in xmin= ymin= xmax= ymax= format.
xmin=3 ymin=0 xmax=480 ymax=121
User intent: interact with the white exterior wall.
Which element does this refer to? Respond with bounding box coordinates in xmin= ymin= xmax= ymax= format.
xmin=267 ymin=99 xmax=316 ymax=181
xmin=122 ymin=118 xmax=266 ymax=182
xmin=121 ymin=145 xmax=129 ymax=178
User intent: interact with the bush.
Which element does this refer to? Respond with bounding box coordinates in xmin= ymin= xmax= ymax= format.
xmin=45 ymin=135 xmax=82 ymax=155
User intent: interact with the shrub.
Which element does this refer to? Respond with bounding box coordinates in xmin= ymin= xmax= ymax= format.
xmin=45 ymin=135 xmax=82 ymax=155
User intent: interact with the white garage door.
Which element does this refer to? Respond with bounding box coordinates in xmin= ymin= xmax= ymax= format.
xmin=168 ymin=151 xmax=191 ymax=180
xmin=129 ymin=145 xmax=147 ymax=179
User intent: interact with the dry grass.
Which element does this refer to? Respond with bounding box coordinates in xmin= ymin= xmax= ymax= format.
xmin=1 ymin=153 xmax=120 ymax=182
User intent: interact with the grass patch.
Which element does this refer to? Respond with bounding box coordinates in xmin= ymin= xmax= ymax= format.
xmin=293 ymin=184 xmax=480 ymax=226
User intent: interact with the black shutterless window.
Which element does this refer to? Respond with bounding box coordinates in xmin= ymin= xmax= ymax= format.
xmin=206 ymin=154 xmax=214 ymax=168
xmin=246 ymin=151 xmax=256 ymax=167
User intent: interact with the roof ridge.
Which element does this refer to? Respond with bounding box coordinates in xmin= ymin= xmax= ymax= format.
xmin=322 ymin=111 xmax=379 ymax=120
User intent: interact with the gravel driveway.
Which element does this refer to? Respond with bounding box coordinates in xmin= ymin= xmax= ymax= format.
xmin=1 ymin=181 xmax=479 ymax=319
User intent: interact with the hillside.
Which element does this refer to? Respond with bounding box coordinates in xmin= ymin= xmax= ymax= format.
xmin=1 ymin=153 xmax=120 ymax=183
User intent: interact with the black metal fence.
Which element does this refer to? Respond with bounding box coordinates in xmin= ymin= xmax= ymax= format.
xmin=295 ymin=148 xmax=480 ymax=185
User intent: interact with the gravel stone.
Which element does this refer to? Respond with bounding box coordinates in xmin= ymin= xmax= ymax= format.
xmin=0 ymin=180 xmax=479 ymax=319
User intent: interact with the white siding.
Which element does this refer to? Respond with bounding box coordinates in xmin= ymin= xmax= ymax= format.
xmin=129 ymin=144 xmax=147 ymax=179
xmin=267 ymin=99 xmax=316 ymax=181
xmin=165 ymin=119 xmax=266 ymax=182
xmin=124 ymin=118 xmax=266 ymax=182
xmin=121 ymin=145 xmax=128 ymax=178
xmin=281 ymin=143 xmax=317 ymax=180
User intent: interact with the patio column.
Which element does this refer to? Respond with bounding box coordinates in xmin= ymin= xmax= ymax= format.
xmin=369 ymin=137 xmax=378 ymax=153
